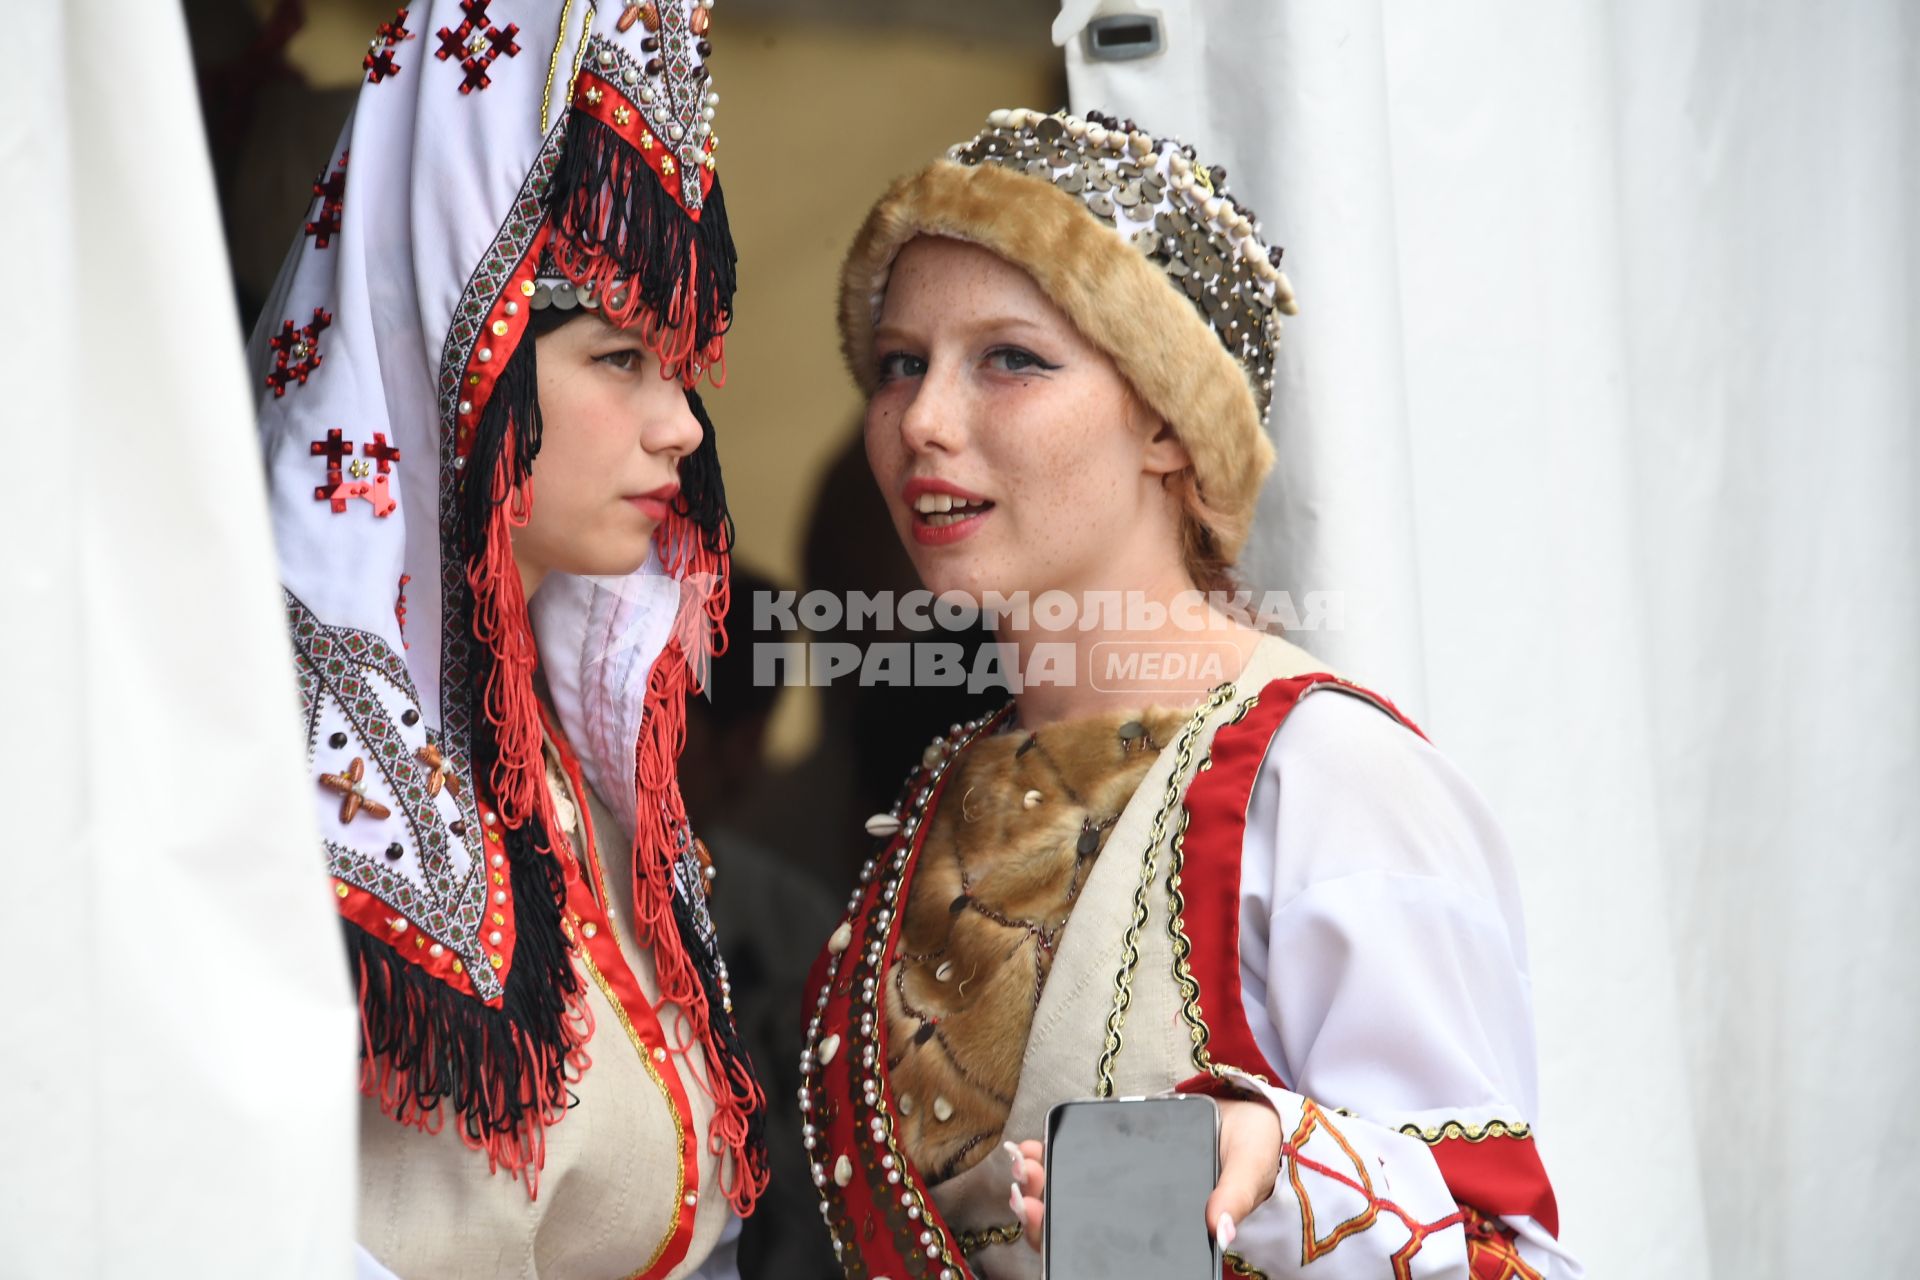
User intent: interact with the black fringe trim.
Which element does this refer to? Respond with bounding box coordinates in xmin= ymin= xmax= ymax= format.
xmin=455 ymin=337 xmax=542 ymax=563
xmin=679 ymin=387 xmax=733 ymax=555
xmin=668 ymin=871 xmax=770 ymax=1188
xmin=547 ymin=111 xmax=737 ymax=357
xmin=346 ymin=791 xmax=583 ymax=1153
xmin=361 ymin=326 xmax=582 ymax=1161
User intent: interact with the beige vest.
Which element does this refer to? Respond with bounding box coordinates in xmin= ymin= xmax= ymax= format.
xmin=357 ymin=741 xmax=730 ymax=1280
xmin=931 ymin=635 xmax=1322 ymax=1279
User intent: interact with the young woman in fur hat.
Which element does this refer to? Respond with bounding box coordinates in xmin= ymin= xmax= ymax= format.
xmin=251 ymin=3 xmax=766 ymax=1275
xmin=800 ymin=109 xmax=1583 ymax=1279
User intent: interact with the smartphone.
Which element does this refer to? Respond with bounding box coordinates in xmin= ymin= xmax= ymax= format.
xmin=1041 ymin=1095 xmax=1222 ymax=1280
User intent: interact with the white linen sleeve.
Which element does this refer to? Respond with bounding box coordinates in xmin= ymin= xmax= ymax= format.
xmin=1217 ymin=691 xmax=1581 ymax=1277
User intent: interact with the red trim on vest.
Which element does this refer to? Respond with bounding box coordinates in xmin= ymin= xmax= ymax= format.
xmin=545 ymin=716 xmax=702 ymax=1280
xmin=1178 ymin=675 xmax=1427 ymax=1090
xmin=1180 ymin=675 xmax=1562 ymax=1242
xmin=801 ymin=740 xmax=992 ymax=1279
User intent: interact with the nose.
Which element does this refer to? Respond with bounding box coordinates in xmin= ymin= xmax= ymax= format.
xmin=645 ymin=387 xmax=705 ymax=462
xmin=895 ymin=360 xmax=961 ymax=455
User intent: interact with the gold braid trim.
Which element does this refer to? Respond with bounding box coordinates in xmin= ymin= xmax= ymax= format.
xmin=1094 ymin=683 xmax=1238 ymax=1098
xmin=1399 ymin=1117 xmax=1533 ymax=1144
xmin=956 ymin=1222 xmax=1025 ymax=1255
xmin=1166 ymin=691 xmax=1264 ymax=1079
xmin=1224 ymin=1254 xmax=1271 ymax=1279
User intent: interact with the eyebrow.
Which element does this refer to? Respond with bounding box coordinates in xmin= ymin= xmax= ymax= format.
xmin=874 ymin=314 xmax=1052 ymax=344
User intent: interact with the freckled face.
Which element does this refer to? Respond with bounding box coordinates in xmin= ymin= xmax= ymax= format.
xmin=863 ymin=236 xmax=1181 ymax=605
xmin=513 ymin=313 xmax=702 ymax=582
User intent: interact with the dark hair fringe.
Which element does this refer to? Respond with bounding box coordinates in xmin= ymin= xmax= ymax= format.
xmin=460 ymin=320 xmax=732 ymax=556
xmin=547 ymin=111 xmax=737 ymax=358
xmin=345 ymin=795 xmax=584 ymax=1152
xmin=679 ymin=387 xmax=732 ymax=555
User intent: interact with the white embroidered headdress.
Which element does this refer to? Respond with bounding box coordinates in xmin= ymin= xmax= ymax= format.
xmin=249 ymin=0 xmax=764 ymax=1204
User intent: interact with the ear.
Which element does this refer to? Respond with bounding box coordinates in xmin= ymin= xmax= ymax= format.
xmin=1139 ymin=412 xmax=1192 ymax=478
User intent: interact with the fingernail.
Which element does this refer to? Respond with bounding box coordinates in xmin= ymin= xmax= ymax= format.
xmin=1214 ymin=1212 xmax=1236 ymax=1249
xmin=1011 ymin=1183 xmax=1025 ymax=1217
xmin=1002 ymin=1140 xmax=1025 ymax=1182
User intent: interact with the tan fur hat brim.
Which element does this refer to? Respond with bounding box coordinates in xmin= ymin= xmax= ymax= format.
xmin=839 ymin=160 xmax=1274 ymax=563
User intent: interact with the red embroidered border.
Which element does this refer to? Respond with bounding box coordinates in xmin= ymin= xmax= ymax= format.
xmin=1178 ymin=674 xmax=1427 ymax=1087
xmin=1180 ymin=675 xmax=1562 ymax=1245
xmin=571 ymin=70 xmax=716 ymax=218
xmin=804 ymin=742 xmax=991 ymax=1278
xmin=546 ymin=717 xmax=702 ymax=1279
xmin=452 ymin=226 xmax=548 ymax=460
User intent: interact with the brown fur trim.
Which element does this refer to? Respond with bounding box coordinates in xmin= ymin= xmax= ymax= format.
xmin=883 ymin=705 xmax=1190 ymax=1184
xmin=840 ymin=161 xmax=1276 ymax=560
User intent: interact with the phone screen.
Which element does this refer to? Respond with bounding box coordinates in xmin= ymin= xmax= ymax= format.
xmin=1043 ymin=1096 xmax=1220 ymax=1280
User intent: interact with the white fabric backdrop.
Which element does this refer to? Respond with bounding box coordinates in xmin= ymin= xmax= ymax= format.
xmin=0 ymin=0 xmax=360 ymax=1275
xmin=1064 ymin=1 xmax=1917 ymax=1274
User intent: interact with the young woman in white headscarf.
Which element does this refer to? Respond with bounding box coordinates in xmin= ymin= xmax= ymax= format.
xmin=250 ymin=3 xmax=765 ymax=1275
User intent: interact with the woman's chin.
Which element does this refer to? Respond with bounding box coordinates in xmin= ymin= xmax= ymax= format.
xmin=564 ymin=534 xmax=655 ymax=581
xmin=909 ymin=555 xmax=1015 ymax=607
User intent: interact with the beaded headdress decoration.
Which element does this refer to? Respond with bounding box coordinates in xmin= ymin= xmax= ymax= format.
xmin=957 ymin=107 xmax=1297 ymax=412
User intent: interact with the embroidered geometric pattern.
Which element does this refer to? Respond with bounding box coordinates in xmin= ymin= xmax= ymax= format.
xmin=286 ymin=588 xmax=499 ymax=1000
xmin=583 ymin=30 xmax=709 ymax=211
xmin=433 ymin=129 xmax=561 ymax=816
xmin=1279 ymin=1099 xmax=1484 ymax=1280
xmin=435 ymin=0 xmax=521 ymax=93
xmin=266 ymin=307 xmax=332 ymax=397
xmin=1462 ymin=1206 xmax=1545 ymax=1280
xmin=306 ymin=151 xmax=348 ymax=249
xmin=310 ymin=426 xmax=353 ymax=506
xmin=363 ymin=7 xmax=414 ymax=83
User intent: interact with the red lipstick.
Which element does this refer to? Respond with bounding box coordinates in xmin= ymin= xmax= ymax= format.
xmin=626 ymin=482 xmax=680 ymax=523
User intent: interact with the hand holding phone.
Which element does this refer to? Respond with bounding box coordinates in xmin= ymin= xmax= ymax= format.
xmin=1039 ymin=1095 xmax=1222 ymax=1280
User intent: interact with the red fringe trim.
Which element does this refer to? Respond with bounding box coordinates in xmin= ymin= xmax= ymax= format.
xmin=466 ymin=426 xmax=561 ymax=843
xmin=628 ymin=510 xmax=769 ymax=1214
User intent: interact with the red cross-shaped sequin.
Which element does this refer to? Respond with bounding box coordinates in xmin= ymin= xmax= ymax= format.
xmin=310 ymin=428 xmax=352 ymax=476
xmin=364 ymin=7 xmax=414 ymax=83
xmin=305 ymin=151 xmax=349 ymax=249
xmin=435 ymin=0 xmax=520 ymax=94
xmin=312 ymin=429 xmax=355 ymax=513
xmin=361 ymin=433 xmax=402 ymax=474
xmin=266 ymin=307 xmax=332 ymax=397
